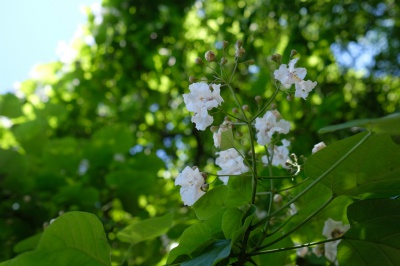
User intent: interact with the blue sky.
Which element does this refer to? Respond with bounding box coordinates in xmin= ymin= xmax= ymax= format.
xmin=0 ymin=0 xmax=99 ymax=94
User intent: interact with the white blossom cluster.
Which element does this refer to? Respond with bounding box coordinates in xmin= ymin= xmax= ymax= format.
xmin=262 ymin=139 xmax=290 ymax=168
xmin=174 ymin=166 xmax=206 ymax=206
xmin=255 ymin=110 xmax=290 ymax=146
xmin=274 ymin=58 xmax=317 ymax=99
xmin=183 ymin=82 xmax=224 ymax=130
xmin=215 ymin=148 xmax=249 ymax=185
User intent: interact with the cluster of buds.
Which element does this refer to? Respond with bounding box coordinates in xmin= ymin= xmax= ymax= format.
xmin=235 ymin=40 xmax=245 ymax=58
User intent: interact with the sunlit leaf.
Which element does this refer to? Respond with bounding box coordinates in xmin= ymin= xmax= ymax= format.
xmin=167 ymin=223 xmax=212 ymax=264
xmin=193 ymin=185 xmax=228 ymax=220
xmin=305 ymin=132 xmax=400 ymax=198
xmin=225 ymin=175 xmax=252 ymax=207
xmin=0 ymin=212 xmax=111 ymax=266
xmin=117 ymin=213 xmax=173 ymax=244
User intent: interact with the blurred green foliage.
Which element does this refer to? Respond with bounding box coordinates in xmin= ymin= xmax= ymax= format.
xmin=0 ymin=0 xmax=399 ymax=264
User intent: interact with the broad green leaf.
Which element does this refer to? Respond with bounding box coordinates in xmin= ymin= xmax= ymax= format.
xmin=167 ymin=223 xmax=212 ymax=264
xmin=193 ymin=185 xmax=227 ymax=220
xmin=338 ymin=199 xmax=400 ymax=265
xmin=13 ymin=233 xmax=42 ymax=254
xmin=117 ymin=213 xmax=173 ymax=244
xmin=305 ymin=132 xmax=400 ymax=198
xmin=0 ymin=93 xmax=23 ymax=118
xmin=222 ymin=208 xmax=244 ymax=240
xmin=225 ymin=175 xmax=252 ymax=207
xmin=220 ymin=128 xmax=235 ymax=150
xmin=0 ymin=212 xmax=111 ymax=266
xmin=182 ymin=240 xmax=231 ymax=266
xmin=231 ymin=205 xmax=256 ymax=244
xmin=318 ymin=113 xmax=400 ymax=134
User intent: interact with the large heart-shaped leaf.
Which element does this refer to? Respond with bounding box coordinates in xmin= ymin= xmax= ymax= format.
xmin=0 ymin=212 xmax=111 ymax=266
xmin=305 ymin=132 xmax=400 ymax=198
xmin=338 ymin=199 xmax=400 ymax=265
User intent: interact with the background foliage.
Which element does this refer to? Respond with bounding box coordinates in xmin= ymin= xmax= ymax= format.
xmin=0 ymin=0 xmax=399 ymax=265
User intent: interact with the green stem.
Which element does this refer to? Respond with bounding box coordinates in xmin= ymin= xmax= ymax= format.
xmin=250 ymin=87 xmax=280 ymax=123
xmin=257 ymin=195 xmax=335 ymax=251
xmin=250 ymin=237 xmax=344 ymax=256
xmin=251 ymin=130 xmax=372 ymax=230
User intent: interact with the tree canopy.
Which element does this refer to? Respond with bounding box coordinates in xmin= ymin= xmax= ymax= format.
xmin=0 ymin=0 xmax=399 ymax=265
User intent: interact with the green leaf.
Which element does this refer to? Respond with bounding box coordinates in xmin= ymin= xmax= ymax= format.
xmin=13 ymin=233 xmax=42 ymax=254
xmin=225 ymin=175 xmax=252 ymax=207
xmin=231 ymin=205 xmax=256 ymax=244
xmin=318 ymin=113 xmax=400 ymax=134
xmin=0 ymin=212 xmax=111 ymax=266
xmin=338 ymin=199 xmax=400 ymax=265
xmin=220 ymin=128 xmax=235 ymax=150
xmin=193 ymin=185 xmax=228 ymax=220
xmin=116 ymin=213 xmax=173 ymax=244
xmin=305 ymin=132 xmax=400 ymax=198
xmin=222 ymin=208 xmax=244 ymax=240
xmin=167 ymin=223 xmax=212 ymax=264
xmin=182 ymin=240 xmax=231 ymax=266
xmin=0 ymin=93 xmax=23 ymax=118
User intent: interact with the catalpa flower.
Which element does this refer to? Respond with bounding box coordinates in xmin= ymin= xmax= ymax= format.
xmin=274 ymin=58 xmax=317 ymax=99
xmin=215 ymin=148 xmax=248 ymax=185
xmin=175 ymin=166 xmax=206 ymax=206
xmin=322 ymin=218 xmax=350 ymax=265
xmin=183 ymin=82 xmax=224 ymax=130
xmin=262 ymin=139 xmax=291 ymax=168
xmin=255 ymin=110 xmax=290 ymax=146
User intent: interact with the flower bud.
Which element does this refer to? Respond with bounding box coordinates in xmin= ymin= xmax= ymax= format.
xmin=273 ymin=194 xmax=283 ymax=203
xmin=210 ymin=126 xmax=219 ymax=133
xmin=242 ymin=105 xmax=249 ymax=112
xmin=205 ymin=50 xmax=216 ymax=62
xmin=235 ymin=47 xmax=245 ymax=58
xmin=201 ymin=183 xmax=209 ymax=192
xmin=271 ymin=53 xmax=282 ymax=64
xmin=235 ymin=40 xmax=243 ymax=49
xmin=286 ymin=94 xmax=294 ymax=101
xmin=220 ymin=57 xmax=228 ymax=65
xmin=255 ymin=95 xmax=262 ymax=104
xmin=235 ymin=131 xmax=243 ymax=138
xmin=245 ymin=59 xmax=255 ymax=65
xmin=232 ymin=107 xmax=239 ymax=113
xmin=189 ymin=76 xmax=197 ymax=83
xmin=290 ymin=49 xmax=298 ymax=57
xmin=195 ymin=57 xmax=203 ymax=65
xmin=270 ymin=103 xmax=277 ymax=109
xmin=222 ymin=40 xmax=229 ymax=49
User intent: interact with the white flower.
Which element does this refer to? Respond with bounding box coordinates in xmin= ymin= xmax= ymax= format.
xmin=255 ymin=111 xmax=290 ymax=146
xmin=175 ymin=166 xmax=206 ymax=206
xmin=262 ymin=139 xmax=290 ymax=168
xmin=322 ymin=218 xmax=350 ymax=265
xmin=183 ymin=82 xmax=224 ymax=130
xmin=312 ymin=141 xmax=326 ymax=154
xmin=213 ymin=121 xmax=230 ymax=148
xmin=274 ymin=58 xmax=317 ymax=100
xmin=215 ymin=148 xmax=248 ymax=184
